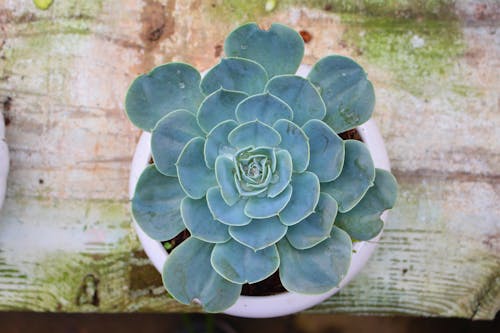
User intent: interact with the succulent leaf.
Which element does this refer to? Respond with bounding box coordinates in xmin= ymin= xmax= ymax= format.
xmin=308 ymin=55 xmax=375 ymax=133
xmin=267 ymin=150 xmax=292 ymax=198
xmin=151 ymin=110 xmax=204 ymax=176
xmin=224 ymin=23 xmax=304 ymax=78
xmin=322 ymin=140 xmax=375 ymax=213
xmin=132 ymin=165 xmax=186 ymax=241
xmin=286 ymin=193 xmax=338 ymax=250
xmin=229 ymin=217 xmax=287 ymax=251
xmin=197 ymin=89 xmax=248 ymax=133
xmin=215 ymin=156 xmax=240 ymax=206
xmin=211 ymin=240 xmax=279 ymax=284
xmin=236 ymin=93 xmax=293 ymax=126
xmin=177 ymin=137 xmax=217 ymax=199
xmin=278 ymin=226 xmax=352 ymax=294
xmin=125 ymin=63 xmax=205 ymax=131
xmin=181 ymin=197 xmax=230 ymax=243
xmin=266 ymin=75 xmax=326 ymax=126
xmin=273 ymin=119 xmax=310 ymax=172
xmin=204 ymin=120 xmax=238 ymax=169
xmin=162 ymin=237 xmax=241 ymax=312
xmin=228 ymin=120 xmax=281 ymax=148
xmin=303 ymin=119 xmax=344 ymax=182
xmin=206 ymin=187 xmax=251 ymax=226
xmin=279 ymin=172 xmax=320 ymax=226
xmin=244 ymin=185 xmax=292 ymax=219
xmin=200 ymin=57 xmax=268 ymax=95
xmin=336 ymin=169 xmax=398 ymax=240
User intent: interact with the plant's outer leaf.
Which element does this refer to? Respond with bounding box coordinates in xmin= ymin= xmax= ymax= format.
xmin=336 ymin=168 xmax=398 ymax=240
xmin=200 ymin=57 xmax=267 ymax=95
xmin=273 ymin=119 xmax=310 ymax=172
xmin=215 ymin=156 xmax=239 ymax=206
xmin=236 ymin=93 xmax=293 ymax=126
xmin=132 ymin=165 xmax=185 ymax=241
xmin=177 ymin=137 xmax=216 ymax=199
xmin=211 ymin=240 xmax=279 ymax=284
xmin=267 ymin=150 xmax=292 ymax=198
xmin=322 ymin=140 xmax=375 ymax=213
xmin=278 ymin=226 xmax=352 ymax=294
xmin=125 ymin=63 xmax=204 ymax=131
xmin=266 ymin=75 xmax=326 ymax=126
xmin=286 ymin=193 xmax=338 ymax=250
xmin=197 ymin=89 xmax=248 ymax=133
xmin=224 ymin=23 xmax=304 ymax=78
xmin=308 ymin=55 xmax=375 ymax=132
xmin=244 ymin=185 xmax=292 ymax=219
xmin=279 ymin=172 xmax=320 ymax=226
xmin=206 ymin=187 xmax=251 ymax=226
xmin=151 ymin=110 xmax=204 ymax=176
xmin=229 ymin=217 xmax=287 ymax=251
xmin=228 ymin=120 xmax=281 ymax=148
xmin=303 ymin=119 xmax=344 ymax=182
xmin=204 ymin=120 xmax=238 ymax=169
xmin=162 ymin=237 xmax=241 ymax=312
xmin=181 ymin=197 xmax=230 ymax=243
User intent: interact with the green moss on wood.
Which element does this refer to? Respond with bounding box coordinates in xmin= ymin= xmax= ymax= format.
xmin=341 ymin=15 xmax=465 ymax=96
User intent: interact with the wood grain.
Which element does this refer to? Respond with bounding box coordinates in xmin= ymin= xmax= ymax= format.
xmin=0 ymin=0 xmax=498 ymax=319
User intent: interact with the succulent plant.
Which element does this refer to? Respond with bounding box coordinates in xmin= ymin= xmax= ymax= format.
xmin=125 ymin=23 xmax=397 ymax=312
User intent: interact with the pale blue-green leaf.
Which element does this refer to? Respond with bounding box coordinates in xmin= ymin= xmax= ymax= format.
xmin=224 ymin=23 xmax=304 ymax=78
xmin=206 ymin=187 xmax=251 ymax=226
xmin=335 ymin=168 xmax=397 ymax=240
xmin=322 ymin=140 xmax=375 ymax=213
xmin=235 ymin=93 xmax=293 ymax=126
xmin=279 ymin=172 xmax=320 ymax=226
xmin=303 ymin=119 xmax=344 ymax=182
xmin=273 ymin=119 xmax=310 ymax=172
xmin=266 ymin=75 xmax=326 ymax=126
xmin=204 ymin=120 xmax=238 ymax=169
xmin=197 ymin=89 xmax=248 ymax=133
xmin=151 ymin=110 xmax=204 ymax=176
xmin=211 ymin=240 xmax=279 ymax=284
xmin=308 ymin=55 xmax=375 ymax=132
xmin=181 ymin=197 xmax=230 ymax=243
xmin=229 ymin=217 xmax=287 ymax=251
xmin=244 ymin=185 xmax=292 ymax=219
xmin=267 ymin=150 xmax=292 ymax=198
xmin=277 ymin=226 xmax=352 ymax=294
xmin=286 ymin=193 xmax=338 ymax=249
xmin=177 ymin=137 xmax=217 ymax=199
xmin=162 ymin=237 xmax=241 ymax=312
xmin=228 ymin=120 xmax=281 ymax=148
xmin=132 ymin=165 xmax=186 ymax=241
xmin=125 ymin=63 xmax=204 ymax=131
xmin=215 ymin=156 xmax=239 ymax=206
xmin=200 ymin=57 xmax=268 ymax=95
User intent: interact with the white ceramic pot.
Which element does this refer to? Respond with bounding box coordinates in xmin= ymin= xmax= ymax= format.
xmin=0 ymin=112 xmax=8 ymax=210
xmin=128 ymin=65 xmax=392 ymax=318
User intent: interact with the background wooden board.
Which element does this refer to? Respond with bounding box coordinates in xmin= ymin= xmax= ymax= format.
xmin=0 ymin=0 xmax=498 ymax=319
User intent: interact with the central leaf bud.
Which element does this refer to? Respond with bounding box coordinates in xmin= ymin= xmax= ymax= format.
xmin=233 ymin=147 xmax=277 ymax=197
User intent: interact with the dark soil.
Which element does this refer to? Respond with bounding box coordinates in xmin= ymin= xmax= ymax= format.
xmin=159 ymin=129 xmax=362 ymax=296
xmin=339 ymin=128 xmax=363 ymax=141
xmin=241 ymin=271 xmax=286 ymax=296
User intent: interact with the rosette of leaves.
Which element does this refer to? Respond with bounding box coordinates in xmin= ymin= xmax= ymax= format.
xmin=126 ymin=23 xmax=397 ymax=312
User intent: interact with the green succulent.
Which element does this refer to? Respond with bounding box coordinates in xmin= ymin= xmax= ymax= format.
xmin=126 ymin=23 xmax=397 ymax=312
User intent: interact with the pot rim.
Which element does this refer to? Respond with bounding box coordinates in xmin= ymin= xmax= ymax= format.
xmin=0 ymin=112 xmax=8 ymax=211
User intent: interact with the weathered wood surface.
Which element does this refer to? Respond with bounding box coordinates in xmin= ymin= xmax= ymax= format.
xmin=0 ymin=0 xmax=498 ymax=319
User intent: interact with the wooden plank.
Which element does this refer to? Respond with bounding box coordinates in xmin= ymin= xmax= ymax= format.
xmin=0 ymin=0 xmax=498 ymax=318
